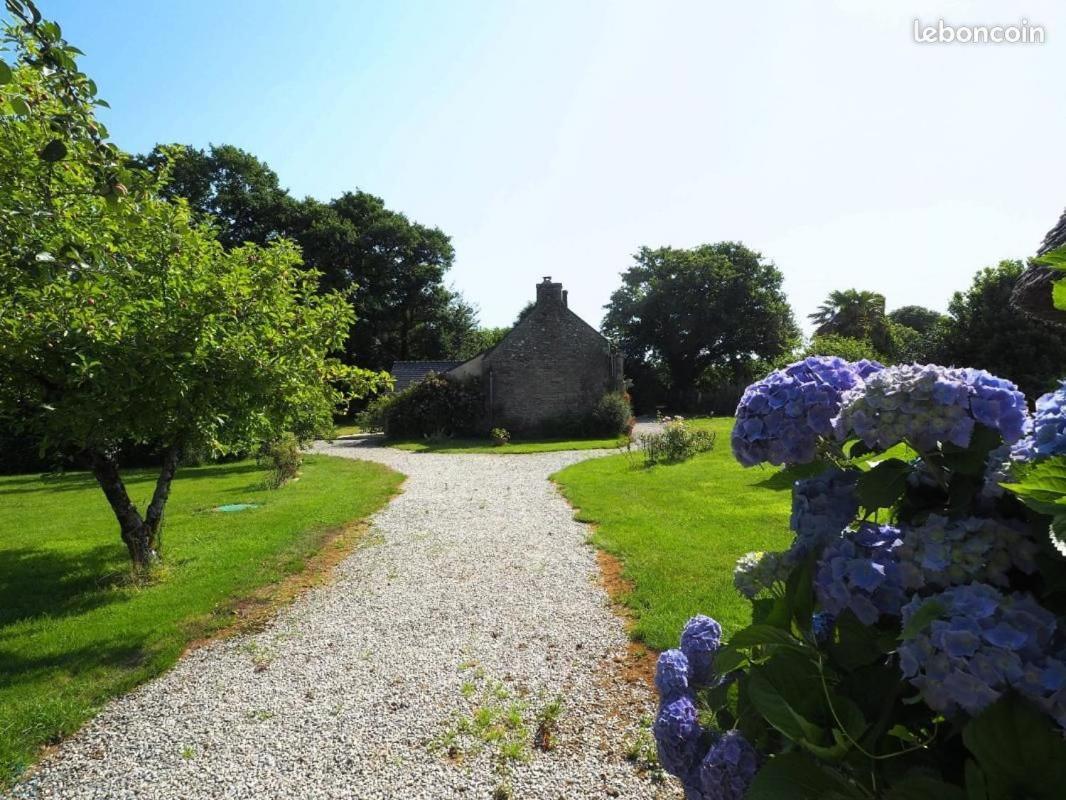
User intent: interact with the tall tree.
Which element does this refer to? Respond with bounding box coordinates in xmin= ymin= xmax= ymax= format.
xmin=887 ymin=304 xmax=947 ymax=334
xmin=809 ymin=289 xmax=892 ymax=350
xmin=603 ymin=243 xmax=799 ymax=405
xmin=0 ymin=7 xmax=386 ymax=568
xmin=136 ymin=145 xmax=475 ymax=370
xmin=936 ymin=261 xmax=1066 ymax=399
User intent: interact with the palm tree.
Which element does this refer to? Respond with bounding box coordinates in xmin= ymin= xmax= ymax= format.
xmin=809 ymin=289 xmax=887 ymax=341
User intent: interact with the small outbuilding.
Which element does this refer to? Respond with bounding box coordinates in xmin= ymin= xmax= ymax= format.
xmin=390 ymin=278 xmax=624 ymax=434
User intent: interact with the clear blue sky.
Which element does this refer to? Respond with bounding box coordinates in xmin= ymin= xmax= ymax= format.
xmin=39 ymin=0 xmax=1066 ymax=332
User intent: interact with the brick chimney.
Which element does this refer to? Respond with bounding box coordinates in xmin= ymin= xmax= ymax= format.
xmin=535 ymin=276 xmax=564 ymax=306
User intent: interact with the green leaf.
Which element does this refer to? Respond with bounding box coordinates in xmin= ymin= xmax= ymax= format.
xmin=964 ymin=759 xmax=987 ymax=800
xmin=942 ymin=424 xmax=1002 ymax=476
xmin=746 ymin=752 xmax=863 ymax=800
xmin=746 ymin=650 xmax=828 ymax=746
xmin=0 ymin=59 xmax=11 ymax=85
xmin=962 ymin=695 xmax=1066 ymax=800
xmin=38 ymin=139 xmax=67 ymax=162
xmin=856 ymin=457 xmax=911 ymax=511
xmin=1007 ymin=456 xmax=1066 ymax=513
xmin=1054 ymin=278 xmax=1066 ymax=312
xmin=728 ymin=624 xmax=808 ymax=650
xmin=9 ymin=95 xmax=30 ymax=116
xmin=1035 ymin=244 xmax=1066 ymax=272
xmin=899 ymin=598 xmax=945 ymax=640
xmin=1051 ymin=516 xmax=1066 ymax=554
xmin=884 ymin=774 xmax=966 ymax=800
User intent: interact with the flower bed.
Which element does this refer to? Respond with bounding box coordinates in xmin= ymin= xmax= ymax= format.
xmin=651 ymin=357 xmax=1066 ymax=799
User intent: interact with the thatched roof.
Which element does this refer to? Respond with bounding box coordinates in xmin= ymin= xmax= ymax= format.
xmin=1011 ymin=207 xmax=1066 ymax=325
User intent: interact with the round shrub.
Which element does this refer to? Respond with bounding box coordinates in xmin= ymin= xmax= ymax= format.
xmin=381 ymin=374 xmax=481 ymax=439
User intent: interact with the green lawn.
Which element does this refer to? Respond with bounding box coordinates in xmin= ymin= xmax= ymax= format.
xmin=0 ymin=455 xmax=402 ymax=786
xmin=553 ymin=417 xmax=807 ymax=650
xmin=391 ymin=435 xmax=630 ymax=454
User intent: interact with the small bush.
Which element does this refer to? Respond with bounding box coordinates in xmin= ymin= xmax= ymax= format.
xmin=257 ymin=432 xmax=302 ymax=488
xmin=590 ymin=391 xmax=634 ymax=437
xmin=639 ymin=415 xmax=715 ymax=466
xmin=490 ymin=427 xmax=511 ymax=446
xmin=355 ymin=393 xmax=394 ymax=433
xmin=383 ymin=374 xmax=481 ymax=439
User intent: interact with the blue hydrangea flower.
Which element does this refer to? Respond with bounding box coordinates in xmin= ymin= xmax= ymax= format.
xmin=653 ymin=694 xmax=704 ymax=780
xmin=815 ymin=523 xmax=905 ymax=625
xmin=655 ymin=649 xmax=691 ymax=701
xmin=732 ymin=357 xmax=882 ymax=467
xmin=899 ymin=584 xmax=1058 ymax=718
xmin=696 ymin=730 xmax=759 ymax=800
xmin=811 ymin=612 xmax=836 ymax=646
xmin=733 ymin=551 xmax=790 ymax=599
xmin=681 ymin=615 xmax=724 ymax=689
xmin=897 ymin=514 xmax=1037 ymax=591
xmin=833 ymin=364 xmax=1029 ymax=452
xmin=789 ymin=468 xmax=859 ymax=560
xmin=1016 ymin=649 xmax=1066 ymax=730
xmin=1010 ymin=381 xmax=1066 ymax=462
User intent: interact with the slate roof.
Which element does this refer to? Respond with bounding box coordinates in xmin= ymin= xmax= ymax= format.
xmin=389 ymin=361 xmax=462 ymax=392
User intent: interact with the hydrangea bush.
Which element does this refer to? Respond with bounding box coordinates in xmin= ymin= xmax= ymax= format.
xmin=651 ymin=358 xmax=1066 ymax=800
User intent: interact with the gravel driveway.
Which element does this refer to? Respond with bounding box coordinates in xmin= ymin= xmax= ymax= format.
xmin=10 ymin=439 xmax=679 ymax=800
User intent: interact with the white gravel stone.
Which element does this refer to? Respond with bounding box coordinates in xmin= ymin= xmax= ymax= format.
xmin=8 ymin=437 xmax=681 ymax=800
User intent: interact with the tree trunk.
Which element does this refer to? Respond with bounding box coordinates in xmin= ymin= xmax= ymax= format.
xmin=90 ymin=446 xmax=180 ymax=569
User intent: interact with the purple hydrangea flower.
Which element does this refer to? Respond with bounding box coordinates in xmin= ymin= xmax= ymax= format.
xmin=696 ymin=730 xmax=759 ymax=800
xmin=680 ymin=615 xmax=724 ymax=689
xmin=899 ymin=584 xmax=1058 ymax=718
xmin=897 ymin=514 xmax=1037 ymax=591
xmin=815 ymin=523 xmax=905 ymax=625
xmin=833 ymin=364 xmax=1029 ymax=452
xmin=732 ymin=357 xmax=882 ymax=467
xmin=655 ymin=649 xmax=691 ymax=701
xmin=733 ymin=551 xmax=790 ymax=599
xmin=789 ymin=468 xmax=859 ymax=560
xmin=653 ymin=694 xmax=704 ymax=780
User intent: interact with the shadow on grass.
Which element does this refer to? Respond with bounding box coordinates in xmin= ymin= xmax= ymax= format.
xmin=0 ymin=545 xmax=129 ymax=629
xmin=0 ymin=637 xmax=156 ymax=690
xmin=751 ymin=462 xmax=825 ymax=490
xmin=0 ymin=462 xmax=264 ymax=497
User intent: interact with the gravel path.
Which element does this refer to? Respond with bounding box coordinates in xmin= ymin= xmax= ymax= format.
xmin=10 ymin=438 xmax=679 ymax=800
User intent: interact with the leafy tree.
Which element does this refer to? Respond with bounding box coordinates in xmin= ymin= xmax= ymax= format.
xmin=802 ymin=334 xmax=886 ymax=363
xmin=809 ymin=289 xmax=892 ymax=352
xmin=936 ymin=261 xmax=1066 ymax=399
xmin=453 ymin=326 xmax=509 ymax=360
xmin=0 ymin=10 xmax=386 ymax=568
xmin=603 ymin=243 xmax=799 ymax=406
xmin=887 ymin=304 xmax=947 ymax=334
xmin=136 ymin=144 xmax=476 ymax=370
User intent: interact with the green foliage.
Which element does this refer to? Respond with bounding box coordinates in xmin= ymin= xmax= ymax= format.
xmin=1005 ymin=455 xmax=1066 ymax=551
xmin=887 ymin=305 xmax=948 ymax=335
xmin=603 ymin=243 xmax=799 ymax=407
xmin=1035 ymin=244 xmax=1066 ymax=312
xmin=135 ymin=143 xmax=477 ymax=370
xmin=257 ymin=432 xmax=302 ymax=489
xmin=802 ymin=334 xmax=886 ymax=364
xmin=591 ymin=391 xmax=634 ymax=437
xmin=809 ymin=289 xmax=891 ymax=350
xmin=355 ymin=392 xmax=393 ymax=433
xmin=638 ymin=415 xmax=716 ymax=466
xmin=382 ymin=374 xmax=482 ymax=439
xmin=490 ymin=427 xmax=510 ymax=446
xmin=0 ymin=455 xmax=402 ymax=786
xmin=935 ymin=260 xmax=1066 ymax=399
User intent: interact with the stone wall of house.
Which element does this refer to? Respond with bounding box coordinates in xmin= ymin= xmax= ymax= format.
xmin=481 ymin=278 xmax=623 ymax=433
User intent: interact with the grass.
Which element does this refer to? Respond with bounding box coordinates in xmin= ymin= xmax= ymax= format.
xmin=0 ymin=454 xmax=402 ymax=787
xmin=553 ymin=417 xmax=811 ymax=650
xmin=391 ymin=435 xmax=629 ymax=454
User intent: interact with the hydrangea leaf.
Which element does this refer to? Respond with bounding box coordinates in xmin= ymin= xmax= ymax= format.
xmin=1007 ymin=456 xmax=1066 ymax=515
xmin=856 ymin=458 xmax=910 ymax=512
xmin=883 ymin=774 xmax=967 ymax=800
xmin=745 ymin=752 xmax=863 ymax=800
xmin=0 ymin=59 xmax=12 ymax=84
xmin=962 ymin=696 xmax=1066 ymax=800
xmin=1054 ymin=278 xmax=1066 ymax=312
xmin=746 ymin=650 xmax=829 ymax=746
xmin=1035 ymin=244 xmax=1066 ymax=272
xmin=831 ymin=610 xmax=897 ymax=669
xmin=899 ymin=598 xmax=945 ymax=640
xmin=726 ymin=624 xmax=810 ymax=652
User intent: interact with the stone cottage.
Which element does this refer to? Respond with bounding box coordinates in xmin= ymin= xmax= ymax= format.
xmin=390 ymin=278 xmax=624 ymax=433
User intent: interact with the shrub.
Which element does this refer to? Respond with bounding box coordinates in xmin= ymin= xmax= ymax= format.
xmin=640 ymin=416 xmax=715 ymax=466
xmin=490 ymin=427 xmax=511 ymax=446
xmin=650 ymin=358 xmax=1066 ymax=799
xmin=382 ymin=374 xmax=481 ymax=439
xmin=257 ymin=432 xmax=302 ymax=488
xmin=355 ymin=393 xmax=394 ymax=433
xmin=591 ymin=391 xmax=634 ymax=437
